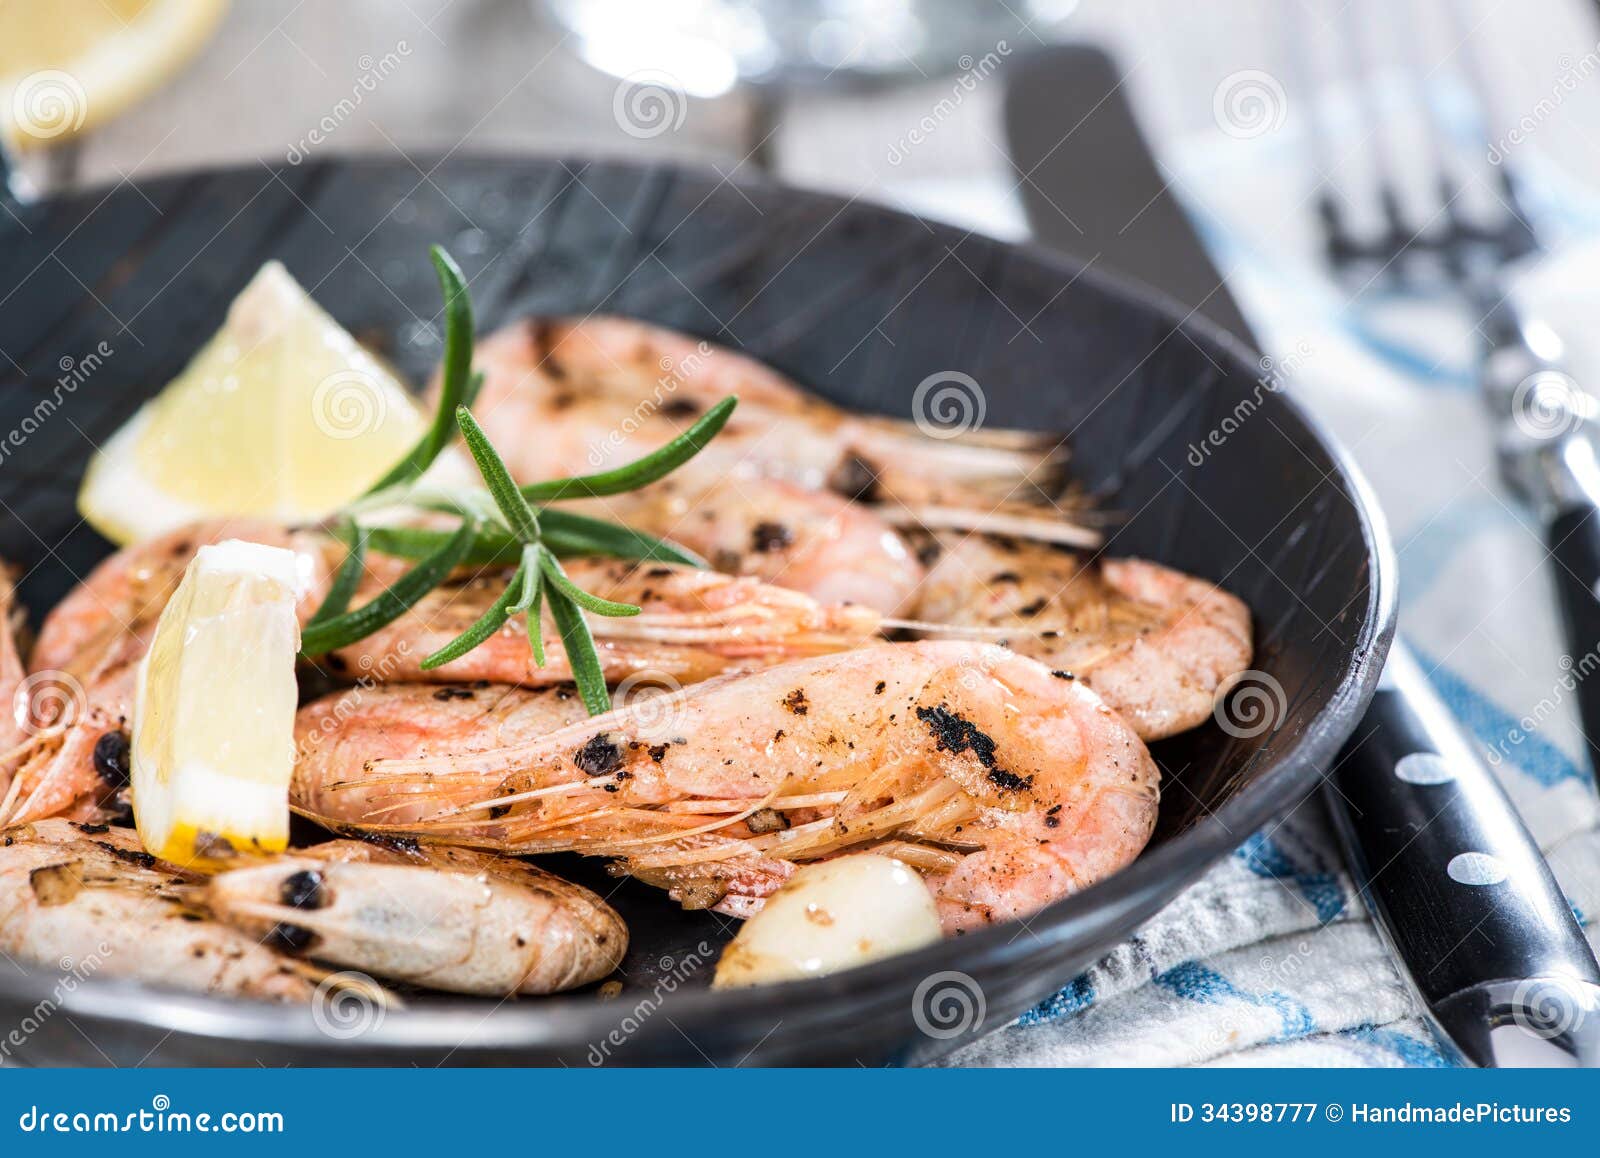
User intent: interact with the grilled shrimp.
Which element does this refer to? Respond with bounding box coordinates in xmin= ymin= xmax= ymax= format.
xmin=0 ymin=820 xmax=322 ymax=1001
xmin=293 ymin=641 xmax=1160 ymax=933
xmin=912 ymin=533 xmax=1253 ymax=740
xmin=206 ymin=838 xmax=627 ymax=995
xmin=332 ymin=556 xmax=884 ymax=688
xmin=460 ymin=320 xmax=928 ymax=613
xmin=465 ymin=316 xmax=1067 ymax=508
xmin=293 ymin=683 xmax=592 ymax=825
xmin=11 ymin=520 xmax=881 ymax=823
xmin=0 ymin=521 xmax=331 ymax=826
xmin=30 ymin=519 xmax=329 ymax=677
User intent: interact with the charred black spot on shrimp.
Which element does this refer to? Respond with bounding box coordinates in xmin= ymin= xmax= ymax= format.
xmin=751 ymin=522 xmax=794 ymax=553
xmin=280 ymin=870 xmax=327 ymax=911
xmin=915 ymin=704 xmax=1033 ymax=793
xmin=97 ymin=842 xmax=157 ymax=870
xmin=660 ymin=398 xmax=700 ymax=419
xmin=827 ymin=454 xmax=880 ymax=502
xmin=1051 ymin=670 xmax=1076 ymax=680
xmin=356 ymin=832 xmax=421 ymax=857
xmin=1016 ymin=597 xmax=1049 ymax=618
xmin=574 ymin=733 xmax=624 ymax=777
xmin=432 ymin=687 xmax=476 ymax=701
xmin=782 ymin=688 xmax=809 ymax=716
xmin=92 ymin=731 xmax=131 ymax=787
xmin=267 ymin=923 xmax=318 ymax=954
xmin=527 ymin=321 xmax=560 ymax=375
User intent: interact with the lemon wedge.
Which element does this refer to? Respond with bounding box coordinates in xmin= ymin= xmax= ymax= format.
xmin=0 ymin=0 xmax=227 ymax=151
xmin=79 ymin=261 xmax=441 ymax=545
xmin=132 ymin=539 xmax=303 ymax=870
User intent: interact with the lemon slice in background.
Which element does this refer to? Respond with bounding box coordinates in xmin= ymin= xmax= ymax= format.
xmin=133 ymin=539 xmax=303 ymax=870
xmin=79 ymin=261 xmax=442 ymax=544
xmin=0 ymin=0 xmax=227 ymax=151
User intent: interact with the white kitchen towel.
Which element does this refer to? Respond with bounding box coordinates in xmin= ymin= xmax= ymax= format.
xmin=940 ymin=95 xmax=1600 ymax=1068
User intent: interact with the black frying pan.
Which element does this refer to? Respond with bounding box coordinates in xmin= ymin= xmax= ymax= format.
xmin=0 ymin=156 xmax=1393 ymax=1065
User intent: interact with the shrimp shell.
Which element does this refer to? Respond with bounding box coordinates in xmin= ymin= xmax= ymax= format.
xmin=331 ymin=557 xmax=885 ymax=688
xmin=206 ymin=839 xmax=627 ymax=995
xmin=293 ymin=683 xmax=591 ymax=826
xmin=0 ymin=821 xmax=321 ymax=1002
xmin=463 ymin=316 xmax=1068 ymax=508
xmin=1 ymin=521 xmax=332 ymax=827
xmin=913 ymin=533 xmax=1253 ymax=740
xmin=294 ymin=642 xmax=1160 ymax=933
xmin=458 ymin=320 xmax=928 ymax=614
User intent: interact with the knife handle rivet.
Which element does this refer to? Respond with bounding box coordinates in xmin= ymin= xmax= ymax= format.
xmin=1394 ymin=752 xmax=1454 ymax=784
xmin=1448 ymin=852 xmax=1508 ymax=886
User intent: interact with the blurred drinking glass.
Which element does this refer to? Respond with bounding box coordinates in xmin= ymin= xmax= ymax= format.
xmin=541 ymin=0 xmax=1080 ymax=95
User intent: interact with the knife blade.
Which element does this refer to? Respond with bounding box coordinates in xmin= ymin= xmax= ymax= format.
xmin=1002 ymin=44 xmax=1254 ymax=343
xmin=1003 ymin=41 xmax=1600 ymax=1066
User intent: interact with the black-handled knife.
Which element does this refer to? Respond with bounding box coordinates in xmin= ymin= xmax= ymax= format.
xmin=1001 ymin=43 xmax=1253 ymax=343
xmin=1330 ymin=642 xmax=1600 ymax=1065
xmin=1003 ymin=41 xmax=1600 ymax=1066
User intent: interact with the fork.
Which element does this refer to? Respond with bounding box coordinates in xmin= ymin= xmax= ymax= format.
xmin=1305 ymin=1 xmax=1600 ymax=772
xmin=1288 ymin=0 xmax=1600 ymax=1065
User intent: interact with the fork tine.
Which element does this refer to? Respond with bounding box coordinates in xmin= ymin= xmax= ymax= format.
xmin=1438 ymin=0 xmax=1541 ymax=263
xmin=1340 ymin=0 xmax=1421 ymax=272
xmin=1283 ymin=4 xmax=1357 ymax=269
xmin=1395 ymin=0 xmax=1473 ymax=279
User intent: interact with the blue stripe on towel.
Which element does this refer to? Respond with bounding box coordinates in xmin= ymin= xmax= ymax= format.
xmin=1338 ymin=1024 xmax=1454 ymax=1068
xmin=1334 ymin=310 xmax=1476 ymax=389
xmin=1395 ymin=499 xmax=1522 ymax=609
xmin=1234 ymin=831 xmax=1345 ymax=923
xmin=1153 ymin=961 xmax=1316 ymax=1042
xmin=1017 ymin=974 xmax=1095 ymax=1027
xmin=1414 ymin=648 xmax=1590 ymax=786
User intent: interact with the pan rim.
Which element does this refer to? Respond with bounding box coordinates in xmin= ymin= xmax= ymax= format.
xmin=0 ymin=153 xmax=1397 ymax=1060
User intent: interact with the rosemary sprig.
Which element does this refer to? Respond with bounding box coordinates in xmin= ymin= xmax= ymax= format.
xmin=306 ymin=522 xmax=367 ymax=627
xmin=360 ymin=512 xmax=705 ymax=568
xmin=517 ymin=395 xmax=736 ymax=502
xmin=511 ymin=546 xmax=546 ymax=667
xmin=419 ymin=409 xmax=637 ymax=714
xmin=362 ymin=247 xmax=482 ymax=495
xmin=298 ymin=244 xmax=736 ymax=717
xmin=299 ymin=519 xmax=477 ymax=657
